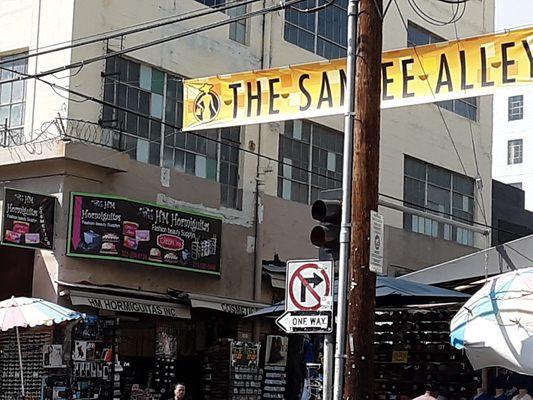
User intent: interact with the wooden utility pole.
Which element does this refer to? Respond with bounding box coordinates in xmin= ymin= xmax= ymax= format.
xmin=344 ymin=0 xmax=383 ymax=398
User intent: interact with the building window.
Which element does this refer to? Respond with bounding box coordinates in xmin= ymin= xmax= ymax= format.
xmin=403 ymin=156 xmax=475 ymax=246
xmin=278 ymin=120 xmax=343 ymax=204
xmin=195 ymin=0 xmax=248 ymax=45
xmin=284 ymin=0 xmax=348 ymax=59
xmin=0 ymin=53 xmax=27 ymax=146
xmin=102 ymin=56 xmax=241 ymax=209
xmin=407 ymin=22 xmax=478 ymax=122
xmin=437 ymin=97 xmax=478 ymax=121
xmin=508 ymin=95 xmax=524 ymax=121
xmin=228 ymin=3 xmax=248 ymax=44
xmin=508 ymin=139 xmax=523 ymax=165
xmin=407 ymin=21 xmax=443 ymax=46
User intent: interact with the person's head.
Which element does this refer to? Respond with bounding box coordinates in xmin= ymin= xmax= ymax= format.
xmin=426 ymin=384 xmax=438 ymax=398
xmin=174 ymin=384 xmax=185 ymax=399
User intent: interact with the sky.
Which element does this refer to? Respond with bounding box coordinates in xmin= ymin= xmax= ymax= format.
xmin=495 ymin=0 xmax=533 ymax=30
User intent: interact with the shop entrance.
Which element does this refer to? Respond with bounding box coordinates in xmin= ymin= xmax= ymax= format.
xmin=0 ymin=244 xmax=34 ymax=299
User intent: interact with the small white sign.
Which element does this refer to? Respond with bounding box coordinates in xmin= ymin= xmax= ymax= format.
xmin=276 ymin=312 xmax=331 ymax=333
xmin=370 ymin=210 xmax=384 ymax=274
xmin=160 ymin=167 xmax=170 ymax=188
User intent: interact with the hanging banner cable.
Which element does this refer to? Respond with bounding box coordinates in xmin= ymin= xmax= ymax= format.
xmin=182 ymin=26 xmax=533 ymax=131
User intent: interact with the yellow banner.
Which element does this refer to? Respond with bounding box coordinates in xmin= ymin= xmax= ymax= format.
xmin=183 ymin=27 xmax=533 ymax=131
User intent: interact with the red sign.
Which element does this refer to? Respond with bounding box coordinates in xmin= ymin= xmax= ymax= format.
xmin=287 ymin=262 xmax=331 ymax=311
xmin=157 ymin=234 xmax=184 ymax=251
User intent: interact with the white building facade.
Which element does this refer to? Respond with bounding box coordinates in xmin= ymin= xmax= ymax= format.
xmin=492 ymin=0 xmax=533 ymax=211
xmin=492 ymin=87 xmax=533 ymax=209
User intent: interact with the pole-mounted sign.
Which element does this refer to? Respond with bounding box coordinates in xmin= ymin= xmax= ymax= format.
xmin=276 ymin=260 xmax=334 ymax=334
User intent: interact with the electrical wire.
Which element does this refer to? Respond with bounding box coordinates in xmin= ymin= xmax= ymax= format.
xmin=505 ymin=244 xmax=533 ymax=264
xmin=51 ymin=66 xmax=85 ymax=81
xmin=35 ymin=76 xmax=348 ymax=185
xmin=35 ymin=75 xmax=532 ymax=240
xmin=453 ymin=19 xmax=490 ymax=226
xmin=0 ymin=0 xmax=306 ymax=86
xmin=0 ymin=0 xmax=523 ymax=240
xmin=393 ymin=0 xmax=489 ymax=226
xmin=8 ymin=71 xmax=528 ymax=241
xmin=290 ymin=0 xmax=336 ymax=13
xmin=378 ymin=193 xmax=526 ymax=239
xmin=0 ymin=0 xmax=264 ymax=67
xmin=407 ymin=0 xmax=467 ymax=27
xmin=434 ymin=0 xmax=471 ymax=4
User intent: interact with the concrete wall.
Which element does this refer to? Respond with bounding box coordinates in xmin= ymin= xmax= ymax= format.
xmin=261 ymin=194 xmax=317 ymax=261
xmin=0 ymin=141 xmax=263 ymax=303
xmin=1 ymin=0 xmax=74 ymax=141
xmin=57 ymin=0 xmax=494 ymax=246
xmin=383 ymin=225 xmax=477 ymax=277
xmin=261 ymin=190 xmax=478 ymax=276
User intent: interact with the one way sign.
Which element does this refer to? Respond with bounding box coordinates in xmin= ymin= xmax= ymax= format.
xmin=276 ymin=311 xmax=332 ymax=333
xmin=277 ymin=260 xmax=333 ymax=334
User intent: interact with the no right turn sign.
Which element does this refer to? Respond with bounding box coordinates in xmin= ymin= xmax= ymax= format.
xmin=277 ymin=259 xmax=333 ymax=334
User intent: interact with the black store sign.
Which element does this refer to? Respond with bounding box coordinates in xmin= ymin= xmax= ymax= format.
xmin=67 ymin=193 xmax=222 ymax=275
xmin=2 ymin=188 xmax=55 ymax=250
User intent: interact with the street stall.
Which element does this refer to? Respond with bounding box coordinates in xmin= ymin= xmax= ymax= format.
xmin=402 ymin=235 xmax=533 ymax=397
xmin=58 ymin=281 xmax=268 ymax=399
xmin=248 ymin=276 xmax=476 ymax=400
xmin=0 ymin=296 xmax=80 ymax=400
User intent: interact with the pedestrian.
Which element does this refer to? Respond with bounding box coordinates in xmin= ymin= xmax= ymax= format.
xmin=413 ymin=385 xmax=439 ymax=400
xmin=174 ymin=383 xmax=187 ymax=400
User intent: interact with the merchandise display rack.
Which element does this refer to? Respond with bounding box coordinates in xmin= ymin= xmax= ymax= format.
xmin=0 ymin=328 xmax=52 ymax=400
xmin=201 ymin=339 xmax=263 ymax=400
xmin=374 ymin=309 xmax=480 ymax=400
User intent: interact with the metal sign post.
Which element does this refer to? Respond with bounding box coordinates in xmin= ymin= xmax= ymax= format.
xmin=332 ymin=1 xmax=359 ymax=399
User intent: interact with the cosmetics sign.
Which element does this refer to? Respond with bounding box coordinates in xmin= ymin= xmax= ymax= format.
xmin=67 ymin=193 xmax=222 ymax=275
xmin=2 ymin=188 xmax=55 ymax=250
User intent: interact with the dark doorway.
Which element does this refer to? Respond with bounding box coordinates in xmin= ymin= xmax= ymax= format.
xmin=0 ymin=244 xmax=34 ymax=299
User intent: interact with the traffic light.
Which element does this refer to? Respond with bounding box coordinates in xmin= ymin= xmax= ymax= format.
xmin=310 ymin=199 xmax=342 ymax=251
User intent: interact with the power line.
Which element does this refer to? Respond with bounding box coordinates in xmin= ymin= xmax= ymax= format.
xmin=0 ymin=0 xmax=306 ymax=85
xmin=393 ymin=0 xmax=489 ymax=226
xmin=10 ymin=72 xmax=527 ymax=240
xmin=36 ymin=75 xmax=347 ymax=184
xmin=291 ymin=0 xmax=337 ymax=13
xmin=378 ymin=193 xmax=526 ymax=239
xmin=0 ymin=0 xmax=264 ymax=67
xmin=1 ymin=0 xmax=521 ymax=240
xmin=434 ymin=0 xmax=471 ymax=3
xmin=407 ymin=0 xmax=467 ymax=27
xmin=39 ymin=80 xmax=529 ymax=240
xmin=452 ymin=20 xmax=490 ymax=226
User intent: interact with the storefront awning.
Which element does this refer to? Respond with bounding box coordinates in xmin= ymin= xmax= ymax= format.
xmin=399 ymin=234 xmax=533 ymax=286
xmin=262 ymin=259 xmax=287 ymax=289
xmin=247 ymin=277 xmax=469 ymax=318
xmin=58 ymin=281 xmax=191 ymax=319
xmin=187 ymin=293 xmax=269 ymax=316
